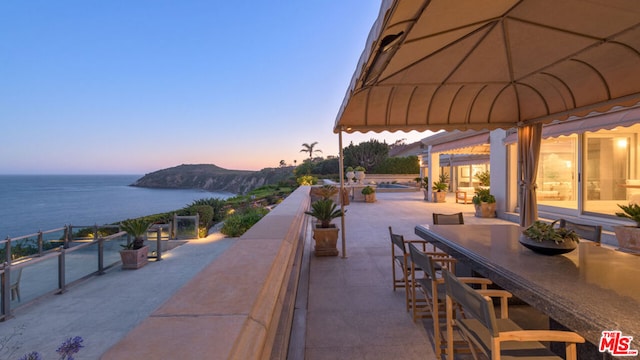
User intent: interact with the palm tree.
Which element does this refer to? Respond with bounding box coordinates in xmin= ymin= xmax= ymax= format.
xmin=300 ymin=142 xmax=322 ymax=161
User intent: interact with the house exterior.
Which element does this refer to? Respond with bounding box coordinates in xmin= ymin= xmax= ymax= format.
xmin=416 ymin=104 xmax=640 ymax=236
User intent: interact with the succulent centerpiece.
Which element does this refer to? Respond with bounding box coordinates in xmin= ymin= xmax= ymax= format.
xmin=520 ymin=219 xmax=579 ymax=255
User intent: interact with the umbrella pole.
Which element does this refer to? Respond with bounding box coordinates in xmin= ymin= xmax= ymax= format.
xmin=338 ymin=129 xmax=347 ymax=258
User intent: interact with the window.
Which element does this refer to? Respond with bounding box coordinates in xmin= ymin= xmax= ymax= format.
xmin=536 ymin=135 xmax=577 ymax=209
xmin=584 ymin=125 xmax=639 ymax=215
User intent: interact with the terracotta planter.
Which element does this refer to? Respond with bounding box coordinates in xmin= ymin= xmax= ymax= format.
xmin=613 ymin=226 xmax=640 ymax=254
xmin=432 ymin=191 xmax=446 ymax=203
xmin=364 ymin=193 xmax=376 ymax=203
xmin=312 ymin=226 xmax=339 ymax=256
xmin=474 ymin=202 xmax=496 ymax=218
xmin=119 ymin=245 xmax=149 ymax=269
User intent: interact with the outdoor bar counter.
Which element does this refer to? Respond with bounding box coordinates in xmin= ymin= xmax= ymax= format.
xmin=415 ymin=224 xmax=640 ymax=353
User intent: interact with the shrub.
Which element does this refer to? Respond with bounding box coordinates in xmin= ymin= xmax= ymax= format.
xmin=221 ymin=207 xmax=270 ymax=237
xmin=296 ymin=175 xmax=318 ymax=186
xmin=475 ymin=170 xmax=491 ymax=187
xmin=189 ymin=197 xmax=227 ymax=222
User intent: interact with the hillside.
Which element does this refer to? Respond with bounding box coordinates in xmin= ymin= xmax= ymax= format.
xmin=131 ymin=164 xmax=295 ymax=194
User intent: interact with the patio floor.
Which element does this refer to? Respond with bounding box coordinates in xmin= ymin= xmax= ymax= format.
xmin=300 ymin=191 xmax=526 ymax=359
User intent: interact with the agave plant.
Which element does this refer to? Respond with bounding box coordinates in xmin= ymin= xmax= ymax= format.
xmin=120 ymin=218 xmax=152 ymax=249
xmin=615 ymin=203 xmax=640 ymax=227
xmin=522 ymin=220 xmax=579 ymax=244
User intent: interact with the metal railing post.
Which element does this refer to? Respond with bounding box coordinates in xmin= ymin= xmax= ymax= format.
xmin=4 ymin=237 xmax=11 ymax=264
xmin=1 ymin=263 xmax=11 ymax=318
xmin=37 ymin=230 xmax=43 ymax=256
xmin=58 ymin=247 xmax=66 ymax=294
xmin=173 ymin=213 xmax=177 ymax=240
xmin=155 ymin=227 xmax=162 ymax=261
xmin=98 ymin=236 xmax=105 ymax=275
xmin=65 ymin=225 xmax=71 ymax=249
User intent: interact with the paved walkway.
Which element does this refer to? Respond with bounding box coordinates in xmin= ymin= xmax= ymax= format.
xmin=0 ymin=230 xmax=236 ymax=360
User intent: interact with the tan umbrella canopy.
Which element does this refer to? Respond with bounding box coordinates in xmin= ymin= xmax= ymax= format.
xmin=334 ymin=0 xmax=640 ymax=228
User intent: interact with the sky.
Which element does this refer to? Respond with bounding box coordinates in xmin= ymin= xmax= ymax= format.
xmin=0 ymin=1 xmax=433 ymax=175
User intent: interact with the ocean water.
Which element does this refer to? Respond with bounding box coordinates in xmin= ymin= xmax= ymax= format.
xmin=0 ymin=175 xmax=234 ymax=238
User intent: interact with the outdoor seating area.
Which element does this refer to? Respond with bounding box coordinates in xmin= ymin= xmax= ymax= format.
xmin=303 ymin=191 xmax=582 ymax=359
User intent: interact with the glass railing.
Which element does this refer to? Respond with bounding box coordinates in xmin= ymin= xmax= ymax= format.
xmin=0 ymin=223 xmax=173 ymax=321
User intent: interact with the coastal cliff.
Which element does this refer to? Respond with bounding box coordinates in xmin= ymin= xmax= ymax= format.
xmin=131 ymin=164 xmax=295 ymax=195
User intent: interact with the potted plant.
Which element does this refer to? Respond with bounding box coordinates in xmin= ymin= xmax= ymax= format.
xmin=614 ymin=203 xmax=640 ymax=253
xmin=472 ymin=188 xmax=496 ymax=218
xmin=354 ymin=166 xmax=366 ymax=184
xmin=474 ymin=170 xmax=490 ymax=189
xmin=431 ymin=173 xmax=449 ymax=203
xmin=345 ymin=166 xmax=355 ymax=183
xmin=415 ymin=176 xmax=429 ymax=200
xmin=119 ymin=218 xmax=152 ymax=269
xmin=305 ymin=198 xmax=345 ymax=256
xmin=520 ymin=220 xmax=580 ymax=255
xmin=361 ymin=185 xmax=376 ymax=203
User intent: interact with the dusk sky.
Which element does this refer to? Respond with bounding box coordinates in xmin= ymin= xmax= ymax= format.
xmin=0 ymin=1 xmax=432 ymax=175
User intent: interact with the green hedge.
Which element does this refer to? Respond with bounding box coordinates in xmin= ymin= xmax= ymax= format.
xmin=221 ymin=207 xmax=270 ymax=237
xmin=374 ymin=156 xmax=420 ymax=174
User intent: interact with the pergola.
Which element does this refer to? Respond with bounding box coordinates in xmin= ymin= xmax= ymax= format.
xmin=333 ymin=0 xmax=640 ymax=256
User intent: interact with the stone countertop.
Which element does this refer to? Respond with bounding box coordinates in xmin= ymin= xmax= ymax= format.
xmin=415 ymin=224 xmax=640 ymax=347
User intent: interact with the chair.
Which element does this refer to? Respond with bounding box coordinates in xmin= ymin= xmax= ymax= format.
xmin=433 ymin=212 xmax=464 ymax=225
xmin=455 ymin=187 xmax=475 ymax=204
xmin=408 ymin=244 xmax=492 ymax=358
xmin=389 ymin=226 xmax=436 ymax=312
xmin=11 ymin=267 xmax=22 ymax=302
xmin=558 ymin=219 xmax=602 ymax=244
xmin=442 ymin=270 xmax=585 ymax=360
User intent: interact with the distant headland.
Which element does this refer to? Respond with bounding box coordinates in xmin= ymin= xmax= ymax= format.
xmin=130 ymin=164 xmax=295 ymax=195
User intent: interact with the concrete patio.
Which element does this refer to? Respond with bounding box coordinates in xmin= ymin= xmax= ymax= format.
xmin=300 ymin=191 xmax=514 ymax=359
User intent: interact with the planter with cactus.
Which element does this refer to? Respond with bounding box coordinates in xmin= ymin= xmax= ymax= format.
xmin=119 ymin=218 xmax=152 ymax=269
xmin=431 ymin=173 xmax=449 ymax=203
xmin=305 ymin=198 xmax=345 ymax=256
